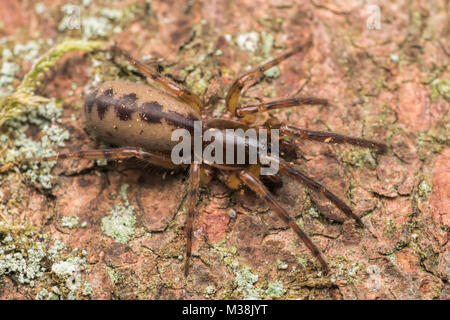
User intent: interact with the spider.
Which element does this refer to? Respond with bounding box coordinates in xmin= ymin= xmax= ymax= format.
xmin=28 ymin=39 xmax=387 ymax=276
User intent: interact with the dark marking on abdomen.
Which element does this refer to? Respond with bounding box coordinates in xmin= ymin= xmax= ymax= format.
xmin=89 ymin=87 xmax=198 ymax=130
xmin=139 ymin=101 xmax=196 ymax=131
xmin=114 ymin=93 xmax=137 ymax=121
xmin=84 ymin=89 xmax=98 ymax=114
xmin=96 ymin=88 xmax=114 ymax=120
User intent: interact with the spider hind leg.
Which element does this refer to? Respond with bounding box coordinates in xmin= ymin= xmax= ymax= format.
xmin=234 ymin=169 xmax=330 ymax=273
xmin=184 ymin=163 xmax=201 ymax=276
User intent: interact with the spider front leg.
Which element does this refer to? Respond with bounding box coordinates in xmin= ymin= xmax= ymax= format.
xmin=184 ymin=163 xmax=201 ymax=276
xmin=237 ymin=169 xmax=329 ymax=273
xmin=111 ymin=45 xmax=203 ymax=112
xmin=225 ymin=38 xmax=312 ymax=115
xmin=279 ymin=126 xmax=387 ymax=153
xmin=26 ymin=147 xmax=179 ymax=169
xmin=236 ymin=98 xmax=387 ymax=152
xmin=235 ymin=97 xmax=328 ymax=118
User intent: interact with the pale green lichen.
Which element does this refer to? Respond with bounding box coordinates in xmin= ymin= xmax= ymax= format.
xmin=13 ymin=41 xmax=41 ymax=62
xmin=58 ymin=5 xmax=131 ymax=39
xmin=205 ymin=285 xmax=215 ymax=295
xmin=430 ymin=78 xmax=450 ymax=102
xmin=82 ymin=282 xmax=93 ymax=296
xmin=236 ymin=32 xmax=260 ymax=53
xmin=308 ymin=207 xmax=320 ymax=219
xmin=0 ymin=61 xmax=20 ymax=94
xmin=51 ymin=256 xmax=85 ymax=276
xmin=0 ymin=236 xmax=46 ymax=285
xmin=387 ymin=253 xmax=397 ymax=266
xmin=106 ymin=266 xmax=121 ymax=284
xmin=34 ymin=3 xmax=46 ymax=15
xmin=346 ymin=262 xmax=361 ymax=281
xmin=61 ymin=216 xmax=79 ymax=229
xmin=100 ymin=8 xmax=123 ymax=21
xmin=120 ymin=183 xmax=130 ymax=202
xmin=35 ymin=288 xmax=50 ymax=300
xmin=209 ymin=243 xmax=264 ymax=299
xmin=416 ymin=179 xmax=432 ymax=203
xmin=262 ymin=55 xmax=280 ymax=79
xmin=82 ymin=0 xmax=92 ymax=7
xmin=0 ymin=100 xmax=69 ymax=189
xmin=48 ymin=240 xmax=66 ymax=260
xmin=101 ymin=204 xmax=136 ymax=244
xmin=262 ymin=32 xmax=274 ymax=57
xmin=101 ymin=184 xmax=136 ymax=244
xmin=297 ymin=255 xmax=309 ymax=268
xmin=265 ymin=281 xmax=286 ymax=298
xmin=80 ymin=17 xmax=113 ymax=39
xmin=46 ymin=246 xmax=88 ymax=299
xmin=234 ymin=266 xmax=263 ymax=300
xmin=390 ymin=54 xmax=399 ymax=63
xmin=276 ymin=259 xmax=288 ymax=270
xmin=340 ymin=148 xmax=377 ymax=168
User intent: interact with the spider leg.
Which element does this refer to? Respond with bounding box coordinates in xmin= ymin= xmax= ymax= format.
xmin=111 ymin=45 xmax=203 ymax=112
xmin=235 ymin=97 xmax=328 ymax=118
xmin=25 ymin=147 xmax=179 ymax=169
xmin=268 ymin=156 xmax=364 ymax=226
xmin=184 ymin=163 xmax=201 ymax=276
xmin=225 ymin=38 xmax=312 ymax=114
xmin=237 ymin=169 xmax=329 ymax=273
xmin=280 ymin=125 xmax=387 ymax=153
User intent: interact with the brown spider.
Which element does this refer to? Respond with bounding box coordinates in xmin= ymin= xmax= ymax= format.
xmin=28 ymin=40 xmax=387 ymax=276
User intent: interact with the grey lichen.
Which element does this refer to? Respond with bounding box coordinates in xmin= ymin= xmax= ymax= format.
xmin=276 ymin=259 xmax=289 ymax=270
xmin=416 ymin=179 xmax=432 ymax=203
xmin=340 ymin=148 xmax=377 ymax=169
xmin=236 ymin=32 xmax=260 ymax=53
xmin=0 ymin=100 xmax=69 ymax=189
xmin=0 ymin=61 xmax=20 ymax=94
xmin=51 ymin=256 xmax=85 ymax=277
xmin=430 ymin=78 xmax=450 ymax=102
xmin=234 ymin=266 xmax=263 ymax=300
xmin=35 ymin=288 xmax=50 ymax=300
xmin=47 ymin=240 xmax=66 ymax=261
xmin=61 ymin=216 xmax=79 ymax=229
xmin=265 ymin=281 xmax=286 ymax=298
xmin=101 ymin=184 xmax=136 ymax=244
xmin=106 ymin=266 xmax=121 ymax=284
xmin=0 ymin=235 xmax=46 ymax=285
xmin=209 ymin=243 xmax=265 ymax=299
xmin=0 ymin=228 xmax=89 ymax=299
xmin=82 ymin=282 xmax=93 ymax=296
xmin=101 ymin=203 xmax=136 ymax=244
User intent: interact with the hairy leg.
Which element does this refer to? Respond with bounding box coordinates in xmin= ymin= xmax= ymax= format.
xmin=111 ymin=45 xmax=203 ymax=112
xmin=237 ymin=169 xmax=329 ymax=273
xmin=26 ymin=147 xmax=179 ymax=169
xmin=184 ymin=163 xmax=201 ymax=276
xmin=225 ymin=38 xmax=312 ymax=114
xmin=235 ymin=97 xmax=328 ymax=118
xmin=280 ymin=125 xmax=387 ymax=152
xmin=258 ymin=155 xmax=363 ymax=226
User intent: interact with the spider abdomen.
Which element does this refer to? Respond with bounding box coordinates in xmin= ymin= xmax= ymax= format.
xmin=84 ymin=81 xmax=201 ymax=152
